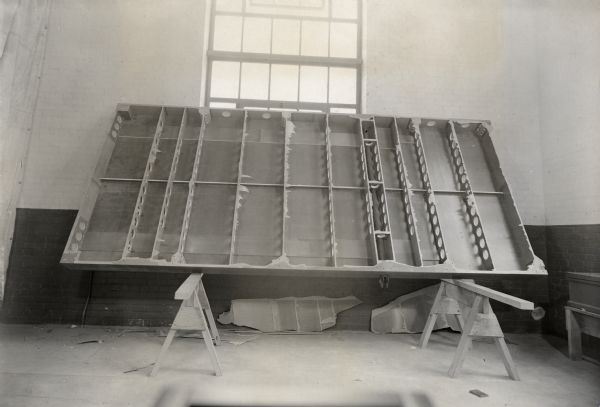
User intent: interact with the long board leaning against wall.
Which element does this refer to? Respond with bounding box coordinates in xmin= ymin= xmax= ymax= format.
xmin=60 ymin=104 xmax=546 ymax=278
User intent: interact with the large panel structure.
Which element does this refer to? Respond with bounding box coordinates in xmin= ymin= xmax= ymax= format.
xmin=61 ymin=104 xmax=546 ymax=277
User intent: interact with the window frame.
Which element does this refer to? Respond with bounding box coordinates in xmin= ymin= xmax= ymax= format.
xmin=204 ymin=0 xmax=363 ymax=113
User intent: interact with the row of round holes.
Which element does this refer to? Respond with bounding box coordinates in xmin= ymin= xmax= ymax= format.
xmin=364 ymin=143 xmax=381 ymax=181
xmin=396 ymin=145 xmax=416 ymax=235
xmin=475 ymin=124 xmax=487 ymax=137
xmin=70 ymin=221 xmax=87 ymax=251
xmin=223 ymin=111 xmax=272 ymax=120
xmin=110 ymin=115 xmax=124 ymax=139
xmin=408 ymin=128 xmax=442 ymax=245
xmin=374 ymin=188 xmax=389 ymax=230
xmin=462 ymin=200 xmax=491 ymax=262
xmin=450 ymin=142 xmax=472 ymax=190
xmin=425 ymin=192 xmax=447 ymax=260
xmin=427 ymin=121 xmax=472 ymax=129
xmin=425 ymin=194 xmax=446 ymax=261
xmin=415 ymin=142 xmax=430 ymax=188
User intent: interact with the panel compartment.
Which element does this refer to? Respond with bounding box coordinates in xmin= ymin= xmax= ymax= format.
xmin=333 ymin=189 xmax=372 ymax=266
xmin=174 ymin=140 xmax=197 ymax=181
xmin=245 ymin=111 xmax=285 ymax=143
xmin=289 ymin=144 xmax=328 ymax=186
xmin=289 ymin=113 xmax=327 ymax=186
xmin=398 ymin=140 xmax=423 ymax=190
xmin=410 ymin=192 xmax=438 ymax=265
xmin=79 ymin=181 xmax=140 ymax=261
xmin=130 ymin=182 xmax=167 ymax=258
xmin=454 ymin=123 xmax=498 ymax=191
xmin=376 ymin=117 xmax=401 ymax=188
xmin=197 ymin=140 xmax=241 ymax=183
xmin=205 ymin=110 xmax=244 ymax=141
xmin=184 ymin=184 xmax=236 ymax=265
xmin=242 ymin=142 xmax=284 ymax=184
xmin=156 ymin=184 xmax=188 ymax=260
xmin=387 ymin=191 xmax=416 ymax=265
xmin=475 ymin=194 xmax=527 ymax=270
xmin=435 ymin=194 xmax=487 ymax=270
xmin=286 ymin=188 xmax=332 ymax=266
xmin=232 ymin=185 xmax=284 ymax=265
xmin=105 ymin=138 xmax=152 ymax=179
xmin=420 ymin=120 xmax=461 ymax=191
xmin=118 ymin=105 xmax=161 ymax=138
xmin=331 ymin=146 xmax=363 ymax=187
xmin=149 ymin=138 xmax=177 ymax=180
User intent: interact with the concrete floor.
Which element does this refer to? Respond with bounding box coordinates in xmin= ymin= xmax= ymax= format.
xmin=0 ymin=324 xmax=599 ymax=407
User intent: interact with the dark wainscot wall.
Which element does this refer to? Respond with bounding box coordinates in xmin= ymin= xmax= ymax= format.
xmin=8 ymin=208 xmax=591 ymax=337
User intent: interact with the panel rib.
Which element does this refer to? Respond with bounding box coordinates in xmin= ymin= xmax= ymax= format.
xmin=228 ymin=110 xmax=249 ymax=263
xmin=361 ymin=119 xmax=395 ymax=261
xmin=151 ymin=108 xmax=188 ymax=259
xmin=281 ymin=112 xmax=292 ymax=259
xmin=447 ymin=121 xmax=494 ymax=269
xmin=392 ymin=118 xmax=423 ymax=266
xmin=121 ymin=107 xmax=165 ymax=259
xmin=409 ymin=118 xmax=449 ymax=264
xmin=173 ymin=109 xmax=207 ymax=263
xmin=356 ymin=119 xmax=378 ymax=264
xmin=324 ymin=115 xmax=337 ymax=266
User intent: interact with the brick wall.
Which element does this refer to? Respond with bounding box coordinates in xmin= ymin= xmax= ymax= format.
xmin=2 ymin=209 xmax=551 ymax=333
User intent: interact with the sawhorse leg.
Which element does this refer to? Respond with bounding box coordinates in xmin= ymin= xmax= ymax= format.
xmin=419 ymin=282 xmax=445 ymax=348
xmin=448 ymin=295 xmax=482 ymax=377
xmin=150 ymin=328 xmax=177 ymax=377
xmin=566 ymin=307 xmax=583 ymax=360
xmin=419 ymin=282 xmax=465 ymax=348
xmin=197 ymin=280 xmax=221 ymax=345
xmin=448 ymin=295 xmax=520 ymax=380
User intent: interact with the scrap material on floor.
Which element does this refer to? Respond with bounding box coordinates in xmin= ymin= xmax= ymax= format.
xmin=371 ymin=284 xmax=464 ymax=334
xmin=218 ymin=295 xmax=362 ymax=332
xmin=1 ymin=324 xmax=600 ymax=407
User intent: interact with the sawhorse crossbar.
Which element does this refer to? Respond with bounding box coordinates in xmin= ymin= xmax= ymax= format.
xmin=419 ymin=279 xmax=534 ymax=380
xmin=150 ymin=273 xmax=222 ymax=376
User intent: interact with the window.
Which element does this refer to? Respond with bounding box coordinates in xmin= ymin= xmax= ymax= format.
xmin=206 ymin=0 xmax=362 ymax=113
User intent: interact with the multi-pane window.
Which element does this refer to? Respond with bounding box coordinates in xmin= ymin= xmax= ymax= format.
xmin=206 ymin=0 xmax=362 ymax=113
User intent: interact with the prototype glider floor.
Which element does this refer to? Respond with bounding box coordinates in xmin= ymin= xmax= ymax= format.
xmin=0 ymin=324 xmax=599 ymax=407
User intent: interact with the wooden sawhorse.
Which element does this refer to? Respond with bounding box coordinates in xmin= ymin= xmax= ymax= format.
xmin=150 ymin=273 xmax=222 ymax=376
xmin=419 ymin=279 xmax=534 ymax=380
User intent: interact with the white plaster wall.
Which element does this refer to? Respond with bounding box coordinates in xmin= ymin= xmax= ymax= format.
xmin=18 ymin=0 xmax=206 ymax=209
xmin=366 ymin=0 xmax=545 ymax=225
xmin=536 ymin=0 xmax=600 ymax=225
xmin=19 ymin=0 xmax=599 ymax=226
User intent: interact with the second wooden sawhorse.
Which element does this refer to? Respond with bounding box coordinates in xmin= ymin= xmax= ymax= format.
xmin=150 ymin=273 xmax=222 ymax=377
xmin=419 ymin=279 xmax=535 ymax=380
